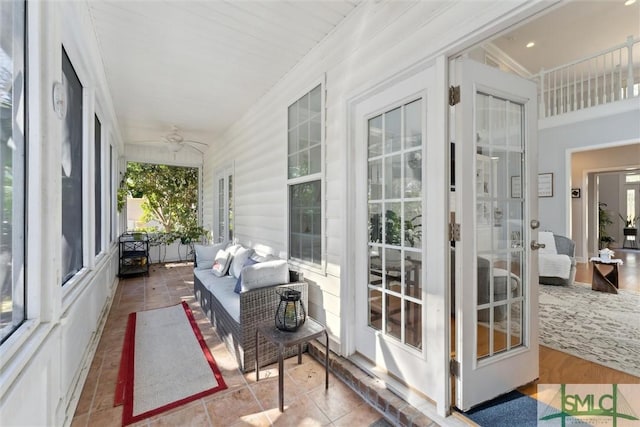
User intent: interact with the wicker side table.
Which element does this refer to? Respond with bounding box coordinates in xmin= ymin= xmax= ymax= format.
xmin=255 ymin=318 xmax=329 ymax=412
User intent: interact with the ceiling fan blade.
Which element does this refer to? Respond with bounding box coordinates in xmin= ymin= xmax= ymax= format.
xmin=128 ymin=140 xmax=164 ymax=145
xmin=183 ymin=139 xmax=208 ymax=146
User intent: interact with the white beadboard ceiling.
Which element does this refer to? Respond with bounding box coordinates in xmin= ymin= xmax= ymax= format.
xmin=89 ymin=0 xmax=639 ymax=152
xmin=88 ymin=0 xmax=360 ymax=148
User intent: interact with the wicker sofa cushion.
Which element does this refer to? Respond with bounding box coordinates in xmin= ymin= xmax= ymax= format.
xmin=241 ymin=259 xmax=289 ymax=292
xmin=194 ymin=269 xmax=240 ymax=322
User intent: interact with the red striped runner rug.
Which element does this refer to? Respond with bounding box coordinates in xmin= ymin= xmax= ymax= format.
xmin=114 ymin=301 xmax=226 ymax=425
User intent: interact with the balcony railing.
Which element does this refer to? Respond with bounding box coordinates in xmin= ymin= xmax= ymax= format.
xmin=535 ymin=36 xmax=640 ymax=118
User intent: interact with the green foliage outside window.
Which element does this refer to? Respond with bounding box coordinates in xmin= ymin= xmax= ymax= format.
xmin=118 ymin=162 xmax=206 ymax=244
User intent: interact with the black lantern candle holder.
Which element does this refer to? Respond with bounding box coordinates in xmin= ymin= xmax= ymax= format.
xmin=275 ymin=288 xmax=306 ymax=332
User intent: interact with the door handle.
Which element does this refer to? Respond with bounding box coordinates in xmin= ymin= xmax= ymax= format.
xmin=531 ymin=240 xmax=546 ymax=250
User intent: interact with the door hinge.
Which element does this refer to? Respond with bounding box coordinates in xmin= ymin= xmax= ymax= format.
xmin=450 ymin=359 xmax=460 ymax=377
xmin=449 ymin=222 xmax=461 ymax=241
xmin=449 ymin=85 xmax=460 ymax=106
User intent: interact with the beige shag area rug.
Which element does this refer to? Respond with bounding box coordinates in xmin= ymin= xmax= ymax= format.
xmin=539 ymin=282 xmax=640 ymax=378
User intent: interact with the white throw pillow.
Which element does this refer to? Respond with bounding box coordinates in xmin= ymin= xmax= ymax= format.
xmin=241 ymin=259 xmax=289 ymax=291
xmin=211 ymin=249 xmax=232 ymax=277
xmin=225 ymin=244 xmax=243 ymax=256
xmin=194 ymin=243 xmax=226 ymax=270
xmin=230 ymin=246 xmax=255 ymax=278
xmin=538 ymin=231 xmax=558 ymax=255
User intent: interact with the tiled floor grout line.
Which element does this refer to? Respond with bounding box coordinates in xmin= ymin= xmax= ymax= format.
xmin=199 ymin=399 xmax=214 ymax=427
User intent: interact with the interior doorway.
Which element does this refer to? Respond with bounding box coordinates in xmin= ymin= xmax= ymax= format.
xmin=570 ymin=144 xmax=640 ymax=258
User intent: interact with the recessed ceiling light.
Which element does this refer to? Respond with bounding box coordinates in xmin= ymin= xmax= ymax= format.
xmin=526 ymin=41 xmax=535 ymax=48
xmin=624 ymin=0 xmax=636 ymax=6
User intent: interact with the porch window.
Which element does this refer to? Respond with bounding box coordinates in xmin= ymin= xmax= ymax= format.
xmin=0 ymin=0 xmax=26 ymax=343
xmin=287 ymin=84 xmax=322 ymax=266
xmin=61 ymin=48 xmax=84 ymax=285
xmin=289 ymin=180 xmax=321 ymax=264
xmin=95 ymin=115 xmax=102 ymax=256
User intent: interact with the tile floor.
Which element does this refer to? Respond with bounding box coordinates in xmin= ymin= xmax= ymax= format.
xmin=71 ymin=262 xmax=390 ymax=427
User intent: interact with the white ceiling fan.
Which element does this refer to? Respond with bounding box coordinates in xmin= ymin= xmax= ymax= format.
xmin=132 ymin=125 xmax=208 ymax=154
xmin=160 ymin=126 xmax=208 ymax=153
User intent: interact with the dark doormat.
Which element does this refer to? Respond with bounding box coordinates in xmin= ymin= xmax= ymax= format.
xmin=463 ymin=390 xmax=538 ymax=427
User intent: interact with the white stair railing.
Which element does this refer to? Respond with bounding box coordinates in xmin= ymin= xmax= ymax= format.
xmin=536 ymin=36 xmax=639 ymax=118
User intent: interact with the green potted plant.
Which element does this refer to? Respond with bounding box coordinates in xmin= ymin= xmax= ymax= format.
xmin=598 ymin=202 xmax=615 ymax=249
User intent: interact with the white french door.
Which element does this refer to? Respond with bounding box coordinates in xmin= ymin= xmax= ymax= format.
xmin=352 ymin=64 xmax=447 ymax=405
xmin=453 ymin=58 xmax=539 ymax=411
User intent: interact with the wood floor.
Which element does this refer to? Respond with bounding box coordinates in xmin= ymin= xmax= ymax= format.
xmin=520 ymin=248 xmax=640 ymax=397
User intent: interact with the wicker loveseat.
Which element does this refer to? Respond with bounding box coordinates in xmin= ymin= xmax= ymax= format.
xmin=193 ymin=243 xmax=307 ymax=372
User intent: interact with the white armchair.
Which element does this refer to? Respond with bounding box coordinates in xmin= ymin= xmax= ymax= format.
xmin=538 ymin=231 xmax=576 ymax=286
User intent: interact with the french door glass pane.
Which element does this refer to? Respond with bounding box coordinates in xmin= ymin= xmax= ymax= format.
xmin=369 ymin=288 xmax=382 ymax=330
xmin=405 ymin=300 xmax=422 ymax=350
xmin=386 ymin=294 xmax=401 ymax=340
xmin=368 ymin=115 xmax=383 ymax=157
xmin=404 ymin=100 xmax=422 ymax=149
xmin=475 ymin=92 xmax=525 ymax=360
xmin=366 ymin=98 xmax=424 ymax=350
xmin=404 ymin=201 xmax=421 ymax=248
xmin=368 ymin=159 xmax=383 ymax=200
xmin=404 ymin=150 xmax=422 ymax=198
xmin=384 ymin=107 xmax=401 ymax=153
xmin=405 ymin=251 xmax=422 ymax=298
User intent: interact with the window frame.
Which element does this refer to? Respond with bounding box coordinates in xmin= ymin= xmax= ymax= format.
xmin=286 ymin=78 xmax=326 ymax=274
xmin=215 ymin=165 xmax=234 ymax=244
xmin=0 ymin=0 xmax=27 ymax=345
xmin=94 ymin=113 xmax=103 ymax=258
xmin=60 ymin=43 xmax=93 ymax=305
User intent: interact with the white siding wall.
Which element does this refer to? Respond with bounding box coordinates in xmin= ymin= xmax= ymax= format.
xmin=201 ymin=0 xmax=539 ymax=347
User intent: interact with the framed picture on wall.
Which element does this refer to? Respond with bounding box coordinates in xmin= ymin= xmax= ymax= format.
xmin=538 ymin=173 xmax=554 ymax=197
xmin=571 ymin=188 xmax=581 ymax=198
